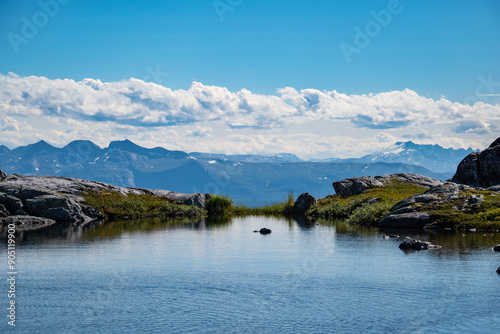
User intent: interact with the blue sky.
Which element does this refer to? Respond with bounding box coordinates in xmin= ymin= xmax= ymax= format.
xmin=0 ymin=0 xmax=499 ymax=158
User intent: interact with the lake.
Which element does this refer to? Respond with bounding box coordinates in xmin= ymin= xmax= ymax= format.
xmin=2 ymin=216 xmax=500 ymax=333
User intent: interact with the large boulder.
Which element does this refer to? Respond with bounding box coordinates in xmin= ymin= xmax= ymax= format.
xmin=333 ymin=173 xmax=444 ymax=197
xmin=0 ymin=193 xmax=24 ymax=214
xmin=292 ymin=193 xmax=316 ymax=214
xmin=26 ymin=195 xmax=86 ymax=223
xmin=379 ymin=212 xmax=434 ymax=228
xmin=452 ymin=137 xmax=500 ymax=187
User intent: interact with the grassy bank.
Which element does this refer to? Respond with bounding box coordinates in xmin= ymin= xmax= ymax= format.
xmin=82 ymin=190 xmax=295 ymax=220
xmin=81 ymin=190 xmax=205 ymax=220
xmin=206 ymin=192 xmax=295 ymax=216
xmin=308 ymin=180 xmax=428 ymax=225
xmin=308 ymin=179 xmax=500 ymax=231
xmin=427 ymin=189 xmax=500 ymax=231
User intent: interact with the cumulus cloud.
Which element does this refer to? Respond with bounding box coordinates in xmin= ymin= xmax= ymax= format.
xmin=186 ymin=126 xmax=213 ymax=138
xmin=452 ymin=120 xmax=496 ymax=135
xmin=3 ymin=72 xmax=500 ymax=130
xmin=0 ymin=116 xmax=20 ymax=131
xmin=1 ymin=72 xmax=499 ymax=157
xmin=376 ymin=132 xmax=398 ymax=143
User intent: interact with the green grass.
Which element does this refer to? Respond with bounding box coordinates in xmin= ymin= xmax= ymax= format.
xmin=206 ymin=194 xmax=234 ymax=215
xmin=233 ymin=191 xmax=295 ymax=216
xmin=309 ymin=178 xmax=500 ymax=230
xmin=205 ymin=191 xmax=295 ymax=216
xmin=308 ymin=179 xmax=428 ymax=225
xmin=427 ymin=189 xmax=500 ymax=231
xmin=81 ymin=190 xmax=205 ymax=219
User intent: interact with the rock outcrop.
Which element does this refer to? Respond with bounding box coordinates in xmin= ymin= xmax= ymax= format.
xmin=378 ymin=182 xmax=473 ymax=228
xmin=292 ymin=193 xmax=316 ymax=214
xmin=0 ymin=170 xmax=6 ymax=180
xmin=332 ymin=173 xmax=444 ymax=197
xmin=0 ymin=173 xmax=208 ymax=229
xmin=452 ymin=137 xmax=500 ymax=187
xmin=0 ymin=174 xmax=207 ymax=208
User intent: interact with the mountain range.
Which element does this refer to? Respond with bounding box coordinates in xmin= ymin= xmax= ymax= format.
xmin=0 ymin=139 xmax=474 ymax=205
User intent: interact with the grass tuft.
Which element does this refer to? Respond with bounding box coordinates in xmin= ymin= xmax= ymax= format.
xmin=233 ymin=190 xmax=295 ymax=216
xmin=206 ymin=194 xmax=234 ymax=215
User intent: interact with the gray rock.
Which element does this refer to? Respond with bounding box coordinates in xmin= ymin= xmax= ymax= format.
xmin=487 ymin=185 xmax=500 ymax=192
xmin=20 ymin=187 xmax=54 ymax=200
xmin=81 ymin=205 xmax=105 ymax=220
xmin=389 ymin=206 xmax=417 ymax=215
xmin=391 ymin=194 xmax=438 ymax=212
xmin=1 ymin=215 xmax=56 ymax=231
xmin=333 ymin=176 xmax=383 ymax=197
xmin=292 ymin=193 xmax=316 ymax=214
xmin=469 ymin=194 xmax=484 ymax=204
xmin=26 ymin=195 xmax=85 ymax=223
xmin=259 ymin=228 xmax=272 ymax=235
xmin=332 ymin=173 xmax=443 ymax=197
xmin=0 ymin=174 xmax=207 ymax=209
xmin=489 ymin=138 xmax=500 ymax=148
xmin=425 ymin=182 xmax=464 ymax=195
xmin=452 ymin=137 xmax=500 ymax=187
xmin=379 ymin=212 xmax=434 ymax=228
xmin=0 ymin=193 xmax=24 ymax=214
xmin=13 ymin=210 xmax=28 ymax=216
xmin=399 ymin=237 xmax=440 ymax=250
xmin=0 ymin=170 xmax=6 ymax=180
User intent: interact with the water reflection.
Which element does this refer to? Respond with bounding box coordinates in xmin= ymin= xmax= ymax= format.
xmin=2 ymin=214 xmax=499 ymax=252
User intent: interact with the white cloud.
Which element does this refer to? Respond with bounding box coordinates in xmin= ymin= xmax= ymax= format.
xmin=0 ymin=116 xmax=20 ymax=131
xmin=0 ymin=72 xmax=499 ymax=157
xmin=186 ymin=126 xmax=213 ymax=138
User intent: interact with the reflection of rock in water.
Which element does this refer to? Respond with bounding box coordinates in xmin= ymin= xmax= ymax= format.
xmin=293 ymin=214 xmax=314 ymax=229
xmin=1 ymin=217 xmax=208 ymax=244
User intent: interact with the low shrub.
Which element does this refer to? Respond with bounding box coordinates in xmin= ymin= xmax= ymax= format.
xmin=206 ymin=194 xmax=234 ymax=215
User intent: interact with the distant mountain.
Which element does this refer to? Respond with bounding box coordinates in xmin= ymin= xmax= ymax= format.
xmin=0 ymin=139 xmax=452 ymax=206
xmin=356 ymin=141 xmax=477 ymax=174
xmin=319 ymin=141 xmax=477 ymax=174
xmin=0 ymin=145 xmax=10 ymax=155
xmin=190 ymin=152 xmax=302 ymax=163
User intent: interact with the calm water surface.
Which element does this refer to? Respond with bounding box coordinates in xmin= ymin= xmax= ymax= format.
xmin=1 ymin=216 xmax=500 ymax=333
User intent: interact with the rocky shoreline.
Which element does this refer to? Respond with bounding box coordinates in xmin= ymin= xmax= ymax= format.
xmin=0 ymin=173 xmax=207 ymax=231
xmin=305 ymin=137 xmax=500 ymax=231
xmin=2 ymin=137 xmax=500 ymax=233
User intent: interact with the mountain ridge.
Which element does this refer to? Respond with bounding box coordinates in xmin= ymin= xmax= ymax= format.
xmin=0 ymin=139 xmax=459 ymax=205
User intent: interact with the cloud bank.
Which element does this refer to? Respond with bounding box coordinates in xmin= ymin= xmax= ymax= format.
xmin=0 ymin=72 xmax=498 ymax=158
